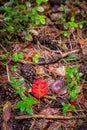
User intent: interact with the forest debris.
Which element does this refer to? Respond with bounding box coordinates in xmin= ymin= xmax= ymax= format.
xmin=48 ymin=65 xmax=66 ymax=76
xmin=31 ymin=78 xmax=48 ymax=99
xmin=50 ymin=79 xmax=67 ymax=96
xmin=47 ymin=122 xmax=62 ymax=130
xmin=15 ymin=114 xmax=87 ymax=120
xmin=2 ymin=101 xmax=12 ymax=130
xmin=39 ymin=108 xmax=60 ymax=115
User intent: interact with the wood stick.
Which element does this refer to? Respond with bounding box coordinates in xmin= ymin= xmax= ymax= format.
xmin=15 ymin=114 xmax=87 ymax=120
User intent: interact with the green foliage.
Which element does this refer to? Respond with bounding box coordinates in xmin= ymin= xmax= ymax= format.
xmin=63 ymin=56 xmax=79 ymax=61
xmin=0 ymin=108 xmax=2 ymax=114
xmin=0 ymin=52 xmax=10 ymax=60
xmin=16 ymin=96 xmax=38 ymax=114
xmin=10 ymin=76 xmax=38 ymax=114
xmin=11 ymin=65 xmax=17 ymax=72
xmin=36 ymin=0 xmax=48 ymax=5
xmin=32 ymin=54 xmax=40 ymax=63
xmin=12 ymin=52 xmax=24 ymax=62
xmin=61 ymin=30 xmax=69 ymax=37
xmin=0 ymin=0 xmax=47 ymax=40
xmin=65 ymin=66 xmax=83 ymax=100
xmin=62 ymin=102 xmax=76 ymax=114
xmin=56 ymin=4 xmax=87 ymax=37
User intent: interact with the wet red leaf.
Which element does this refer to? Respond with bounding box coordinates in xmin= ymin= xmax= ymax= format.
xmin=31 ymin=79 xmax=48 ymax=99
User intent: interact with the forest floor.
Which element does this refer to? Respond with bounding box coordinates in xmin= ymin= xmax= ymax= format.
xmin=0 ymin=0 xmax=87 ymax=130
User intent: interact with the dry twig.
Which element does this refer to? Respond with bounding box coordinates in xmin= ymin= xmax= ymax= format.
xmin=15 ymin=114 xmax=87 ymax=120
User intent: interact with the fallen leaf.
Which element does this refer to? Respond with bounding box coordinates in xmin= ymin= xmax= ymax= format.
xmin=50 ymin=79 xmax=67 ymax=95
xmin=3 ymin=101 xmax=11 ymax=122
xmin=32 ymin=79 xmax=48 ymax=99
xmin=2 ymin=101 xmax=12 ymax=130
xmin=48 ymin=65 xmax=66 ymax=77
xmin=39 ymin=108 xmax=60 ymax=115
xmin=77 ymin=38 xmax=85 ymax=45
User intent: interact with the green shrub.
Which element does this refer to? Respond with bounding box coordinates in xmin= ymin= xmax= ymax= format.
xmin=0 ymin=0 xmax=48 ymax=40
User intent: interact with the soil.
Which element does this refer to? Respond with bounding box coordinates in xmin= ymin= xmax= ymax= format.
xmin=0 ymin=0 xmax=87 ymax=130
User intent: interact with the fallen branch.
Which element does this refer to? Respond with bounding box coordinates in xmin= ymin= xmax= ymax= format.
xmin=15 ymin=114 xmax=87 ymax=120
xmin=18 ymin=49 xmax=80 ymax=65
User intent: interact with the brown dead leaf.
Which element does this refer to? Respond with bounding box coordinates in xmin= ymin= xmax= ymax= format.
xmin=47 ymin=122 xmax=62 ymax=130
xmin=35 ymin=66 xmax=46 ymax=75
xmin=2 ymin=101 xmax=12 ymax=130
xmin=48 ymin=65 xmax=66 ymax=77
xmin=39 ymin=108 xmax=60 ymax=115
xmin=77 ymin=29 xmax=85 ymax=45
xmin=3 ymin=101 xmax=11 ymax=122
xmin=77 ymin=38 xmax=85 ymax=45
xmin=50 ymin=79 xmax=67 ymax=96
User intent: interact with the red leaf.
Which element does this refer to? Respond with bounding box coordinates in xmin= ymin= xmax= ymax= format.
xmin=31 ymin=79 xmax=48 ymax=99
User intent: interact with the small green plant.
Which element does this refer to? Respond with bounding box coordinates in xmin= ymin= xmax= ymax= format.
xmin=32 ymin=54 xmax=40 ymax=63
xmin=16 ymin=96 xmax=38 ymax=114
xmin=11 ymin=65 xmax=17 ymax=72
xmin=65 ymin=66 xmax=82 ymax=100
xmin=62 ymin=102 xmax=76 ymax=114
xmin=62 ymin=66 xmax=82 ymax=114
xmin=10 ymin=76 xmax=38 ymax=114
xmin=61 ymin=30 xmax=69 ymax=37
xmin=12 ymin=52 xmax=24 ymax=62
xmin=56 ymin=4 xmax=87 ymax=37
xmin=0 ymin=0 xmax=48 ymax=40
xmin=0 ymin=52 xmax=10 ymax=60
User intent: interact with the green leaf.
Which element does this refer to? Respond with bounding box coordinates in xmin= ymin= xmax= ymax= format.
xmin=11 ymin=65 xmax=17 ymax=72
xmin=71 ymin=16 xmax=75 ymax=22
xmin=20 ymin=87 xmax=26 ymax=91
xmin=24 ymin=97 xmax=38 ymax=105
xmin=16 ymin=101 xmax=24 ymax=108
xmin=40 ymin=18 xmax=46 ymax=24
xmin=0 ymin=52 xmax=10 ymax=60
xmin=70 ymin=105 xmax=76 ymax=111
xmin=25 ymin=34 xmax=30 ymax=40
xmin=26 ymin=106 xmax=32 ymax=115
xmin=12 ymin=53 xmax=19 ymax=62
xmin=15 ymin=89 xmax=21 ymax=94
xmin=68 ymin=21 xmax=78 ymax=28
xmin=62 ymin=102 xmax=76 ymax=114
xmin=7 ymin=34 xmax=12 ymax=40
xmin=16 ymin=101 xmax=26 ymax=112
xmin=11 ymin=83 xmax=18 ymax=89
xmin=61 ymin=30 xmax=69 ymax=37
xmin=36 ymin=0 xmax=48 ymax=5
xmin=63 ymin=56 xmax=79 ymax=61
xmin=12 ymin=52 xmax=24 ymax=62
xmin=32 ymin=54 xmax=40 ymax=63
xmin=10 ymin=76 xmax=17 ymax=83
xmin=18 ymin=52 xmax=24 ymax=59
xmin=17 ymin=78 xmax=25 ymax=85
xmin=0 ymin=108 xmax=2 ymax=113
xmin=62 ymin=102 xmax=69 ymax=114
xmin=6 ymin=25 xmax=14 ymax=31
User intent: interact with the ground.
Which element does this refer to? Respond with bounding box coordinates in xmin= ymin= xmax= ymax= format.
xmin=0 ymin=0 xmax=87 ymax=130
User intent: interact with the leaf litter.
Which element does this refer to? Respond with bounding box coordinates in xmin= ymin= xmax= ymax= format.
xmin=0 ymin=0 xmax=87 ymax=130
